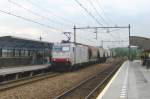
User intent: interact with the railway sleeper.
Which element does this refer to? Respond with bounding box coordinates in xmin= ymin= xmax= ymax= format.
xmin=55 ymin=64 xmax=118 ymax=99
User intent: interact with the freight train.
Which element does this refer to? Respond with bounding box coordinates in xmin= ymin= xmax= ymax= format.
xmin=51 ymin=43 xmax=114 ymax=70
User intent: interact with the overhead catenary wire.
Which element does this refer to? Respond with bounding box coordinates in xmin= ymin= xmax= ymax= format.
xmin=87 ymin=0 xmax=109 ymax=25
xmin=70 ymin=31 xmax=97 ymax=45
xmin=98 ymin=28 xmax=122 ymax=41
xmin=26 ymin=0 xmax=79 ymax=26
xmin=74 ymin=0 xmax=104 ymax=26
xmin=25 ymin=0 xmax=107 ymax=43
xmin=77 ymin=36 xmax=97 ymax=46
xmin=106 ymin=28 xmax=128 ymax=41
xmin=6 ymin=0 xmax=125 ymax=47
xmin=97 ymin=28 xmax=121 ymax=34
xmin=16 ymin=1 xmax=99 ymax=41
xmin=0 ymin=9 xmax=64 ymax=32
xmin=78 ymin=36 xmax=96 ymax=43
xmin=99 ymin=28 xmax=129 ymax=48
xmin=95 ymin=0 xmax=114 ymax=25
xmin=8 ymin=0 xmax=72 ymax=28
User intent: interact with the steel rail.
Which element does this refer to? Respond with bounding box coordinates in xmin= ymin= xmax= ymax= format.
xmin=54 ymin=65 xmax=118 ymax=99
xmin=85 ymin=64 xmax=120 ymax=99
xmin=0 ymin=72 xmax=60 ymax=91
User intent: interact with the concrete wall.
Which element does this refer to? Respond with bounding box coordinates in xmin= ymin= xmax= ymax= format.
xmin=0 ymin=57 xmax=32 ymax=68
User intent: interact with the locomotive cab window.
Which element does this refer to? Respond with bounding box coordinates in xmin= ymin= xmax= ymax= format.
xmin=53 ymin=46 xmax=70 ymax=52
xmin=62 ymin=46 xmax=70 ymax=52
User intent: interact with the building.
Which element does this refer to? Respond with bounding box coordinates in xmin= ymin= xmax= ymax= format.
xmin=0 ymin=36 xmax=53 ymax=68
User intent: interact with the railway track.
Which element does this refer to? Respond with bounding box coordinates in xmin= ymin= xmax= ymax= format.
xmin=0 ymin=72 xmax=60 ymax=91
xmin=55 ymin=64 xmax=120 ymax=99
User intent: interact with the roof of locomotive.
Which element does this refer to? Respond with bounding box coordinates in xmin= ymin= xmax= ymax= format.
xmin=54 ymin=42 xmax=100 ymax=48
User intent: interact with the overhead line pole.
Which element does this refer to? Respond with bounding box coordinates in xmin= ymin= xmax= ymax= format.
xmin=129 ymin=24 xmax=131 ymax=61
xmin=73 ymin=25 xmax=76 ymax=65
xmin=74 ymin=25 xmax=76 ymax=44
xmin=73 ymin=24 xmax=131 ymax=60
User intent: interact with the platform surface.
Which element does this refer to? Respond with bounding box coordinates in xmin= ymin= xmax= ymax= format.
xmin=0 ymin=64 xmax=49 ymax=75
xmin=97 ymin=60 xmax=150 ymax=99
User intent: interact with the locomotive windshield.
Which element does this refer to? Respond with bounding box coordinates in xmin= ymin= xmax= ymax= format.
xmin=53 ymin=46 xmax=70 ymax=52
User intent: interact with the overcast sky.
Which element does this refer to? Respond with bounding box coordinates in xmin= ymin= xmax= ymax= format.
xmin=0 ymin=0 xmax=149 ymax=47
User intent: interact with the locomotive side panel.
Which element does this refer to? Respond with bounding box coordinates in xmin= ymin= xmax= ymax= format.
xmin=74 ymin=45 xmax=89 ymax=65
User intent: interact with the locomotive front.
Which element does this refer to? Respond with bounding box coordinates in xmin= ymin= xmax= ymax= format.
xmin=51 ymin=43 xmax=72 ymax=69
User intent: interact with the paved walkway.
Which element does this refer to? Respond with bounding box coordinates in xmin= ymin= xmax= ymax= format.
xmin=97 ymin=60 xmax=150 ymax=99
xmin=0 ymin=64 xmax=49 ymax=75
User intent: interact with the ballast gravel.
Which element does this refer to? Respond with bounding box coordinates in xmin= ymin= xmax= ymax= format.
xmin=0 ymin=59 xmax=119 ymax=99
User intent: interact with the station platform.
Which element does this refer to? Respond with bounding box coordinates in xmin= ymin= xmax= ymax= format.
xmin=0 ymin=64 xmax=49 ymax=75
xmin=97 ymin=60 xmax=150 ymax=99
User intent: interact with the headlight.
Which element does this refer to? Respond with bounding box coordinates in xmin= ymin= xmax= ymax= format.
xmin=66 ymin=58 xmax=69 ymax=61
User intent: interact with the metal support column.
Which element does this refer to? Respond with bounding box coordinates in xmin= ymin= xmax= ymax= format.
xmin=74 ymin=25 xmax=76 ymax=44
xmin=129 ymin=24 xmax=131 ymax=60
xmin=73 ymin=25 xmax=76 ymax=65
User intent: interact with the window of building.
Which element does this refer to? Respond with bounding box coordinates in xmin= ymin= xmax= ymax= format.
xmin=7 ymin=49 xmax=14 ymax=57
xmin=2 ymin=49 xmax=13 ymax=57
xmin=2 ymin=49 xmax=7 ymax=57
xmin=0 ymin=49 xmax=2 ymax=57
xmin=21 ymin=50 xmax=25 ymax=57
xmin=24 ymin=50 xmax=28 ymax=56
xmin=28 ymin=50 xmax=33 ymax=56
xmin=15 ymin=50 xmax=20 ymax=57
